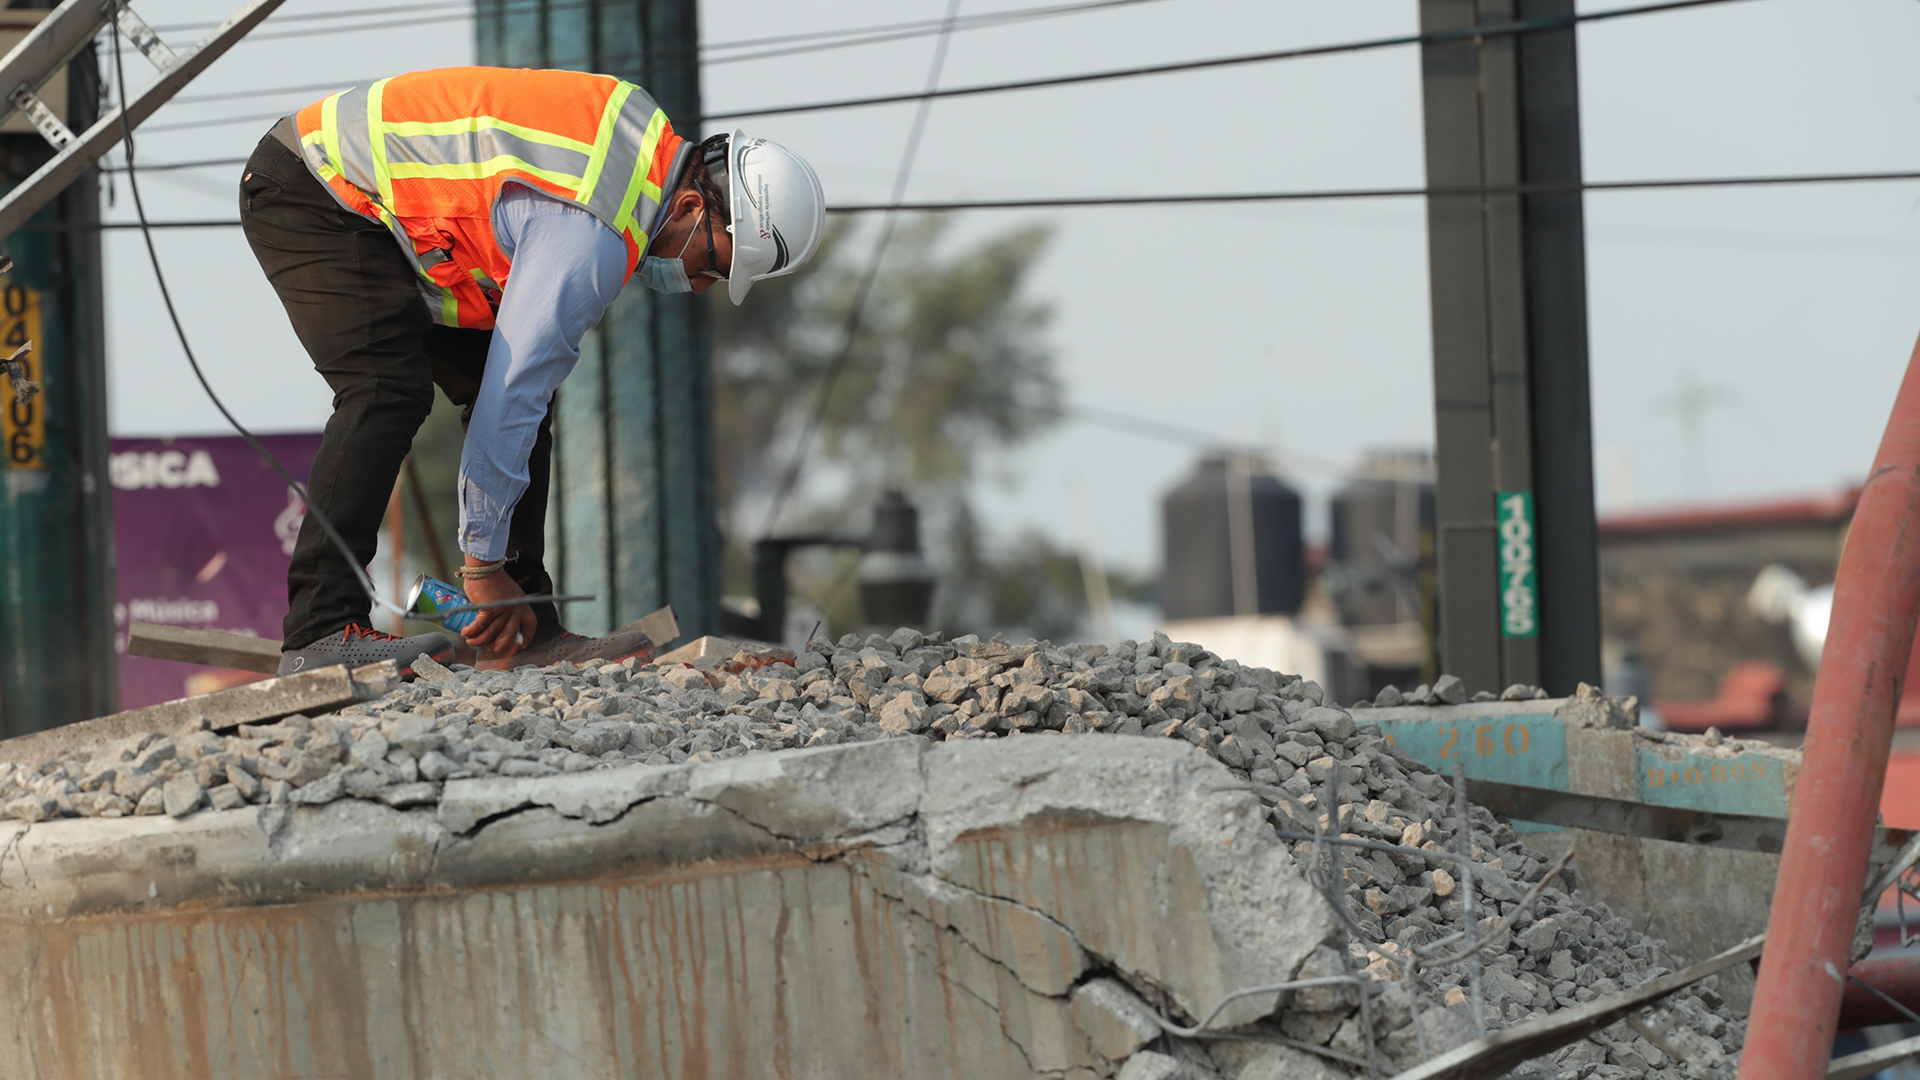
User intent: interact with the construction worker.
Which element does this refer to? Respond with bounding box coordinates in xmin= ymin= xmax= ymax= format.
xmin=238 ymin=67 xmax=824 ymax=676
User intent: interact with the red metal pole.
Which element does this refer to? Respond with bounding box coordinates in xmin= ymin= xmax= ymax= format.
xmin=1741 ymin=333 xmax=1920 ymax=1079
xmin=1839 ymin=954 xmax=1920 ymax=1029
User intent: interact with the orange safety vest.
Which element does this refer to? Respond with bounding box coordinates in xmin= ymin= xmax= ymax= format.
xmin=293 ymin=66 xmax=686 ymax=330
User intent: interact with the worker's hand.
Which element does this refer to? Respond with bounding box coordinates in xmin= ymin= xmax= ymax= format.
xmin=460 ymin=566 xmax=537 ymax=660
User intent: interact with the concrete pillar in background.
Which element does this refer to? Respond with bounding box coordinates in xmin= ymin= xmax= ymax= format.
xmin=476 ymin=0 xmax=720 ymax=638
xmin=1418 ymin=0 xmax=1601 ymax=695
xmin=0 ymin=31 xmax=115 ymax=735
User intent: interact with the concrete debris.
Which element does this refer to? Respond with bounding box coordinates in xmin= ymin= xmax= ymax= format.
xmin=1358 ymin=678 xmax=1552 ymax=709
xmin=0 ymin=629 xmax=1743 ymax=1077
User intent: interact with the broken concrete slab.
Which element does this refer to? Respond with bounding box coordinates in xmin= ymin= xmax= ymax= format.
xmin=0 ymin=659 xmax=401 ymax=767
xmin=685 ymin=736 xmax=925 ymax=842
xmin=127 ymin=622 xmax=283 ymax=673
xmin=919 ymin=737 xmax=1335 ymax=1031
xmin=0 ymin=735 xmax=1334 ymax=1080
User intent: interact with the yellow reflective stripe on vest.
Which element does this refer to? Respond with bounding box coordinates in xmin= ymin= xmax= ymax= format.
xmin=439 ymin=284 xmax=459 ymax=325
xmin=386 ymin=156 xmax=583 ymax=189
xmin=382 ymin=115 xmax=594 ymax=157
xmin=319 ymin=92 xmax=344 ymax=177
xmin=576 ymin=82 xmax=634 ymax=207
xmin=366 ymin=78 xmax=395 ymax=207
xmin=610 ymin=107 xmax=669 ymax=240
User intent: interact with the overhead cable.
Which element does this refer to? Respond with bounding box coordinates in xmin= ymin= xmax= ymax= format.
xmin=703 ymin=0 xmax=1759 ymax=122
xmin=71 ymin=168 xmax=1920 ymax=221
xmin=129 ymin=0 xmax=1748 ymax=134
xmin=143 ymin=0 xmax=1169 ymax=112
xmin=820 ymin=170 xmax=1920 ymax=211
xmin=160 ymin=0 xmax=1168 ymax=52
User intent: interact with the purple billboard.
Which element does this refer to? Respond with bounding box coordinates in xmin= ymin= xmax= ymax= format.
xmin=111 ymin=433 xmax=322 ymax=710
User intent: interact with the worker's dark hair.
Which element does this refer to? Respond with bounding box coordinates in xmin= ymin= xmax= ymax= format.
xmin=674 ymin=133 xmax=732 ymax=224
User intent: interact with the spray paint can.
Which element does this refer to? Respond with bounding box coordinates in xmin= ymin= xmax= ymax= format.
xmin=408 ymin=574 xmax=477 ymax=632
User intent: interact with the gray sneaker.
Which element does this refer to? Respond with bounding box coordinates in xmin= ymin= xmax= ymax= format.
xmin=278 ymin=624 xmax=456 ymax=677
xmin=492 ymin=624 xmax=655 ymax=669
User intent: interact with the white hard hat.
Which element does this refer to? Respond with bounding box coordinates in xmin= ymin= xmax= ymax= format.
xmin=712 ymin=130 xmax=825 ymax=306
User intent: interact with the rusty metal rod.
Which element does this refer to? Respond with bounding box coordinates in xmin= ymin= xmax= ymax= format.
xmin=1740 ymin=332 xmax=1920 ymax=1079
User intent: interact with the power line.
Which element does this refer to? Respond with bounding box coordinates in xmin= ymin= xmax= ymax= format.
xmin=123 ymin=0 xmax=1745 ymax=134
xmin=140 ymin=109 xmax=292 ymax=134
xmin=69 ymin=167 xmax=1920 ymax=219
xmin=818 ymin=170 xmax=1920 ymax=211
xmin=142 ymin=0 xmax=1171 ymax=113
xmin=703 ymin=0 xmax=1757 ymax=122
xmin=173 ymin=77 xmax=384 ymax=106
xmin=160 ymin=0 xmax=1167 ymax=53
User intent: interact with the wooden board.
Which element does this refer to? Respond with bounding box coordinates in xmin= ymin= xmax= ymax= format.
xmin=126 ymin=622 xmax=281 ymax=674
xmin=0 ymin=660 xmax=401 ymax=766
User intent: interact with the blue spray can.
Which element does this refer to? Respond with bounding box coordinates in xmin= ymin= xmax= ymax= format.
xmin=408 ymin=573 xmax=478 ymax=632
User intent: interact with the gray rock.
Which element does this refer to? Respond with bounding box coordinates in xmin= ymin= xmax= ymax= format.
xmin=5 ymin=793 xmax=54 ymax=822
xmin=207 ymin=783 xmax=246 ymax=812
xmin=161 ymin=775 xmax=204 ymax=818
xmin=878 ymin=692 xmax=931 ymax=734
xmin=418 ymin=750 xmax=461 ymax=781
xmin=1432 ymin=673 xmax=1467 ymax=705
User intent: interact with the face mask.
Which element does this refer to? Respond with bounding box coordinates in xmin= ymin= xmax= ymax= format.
xmin=637 ymin=210 xmax=704 ymax=294
xmin=637 ymin=255 xmax=692 ymax=294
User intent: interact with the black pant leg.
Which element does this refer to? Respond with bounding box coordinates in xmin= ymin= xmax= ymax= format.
xmin=422 ymin=327 xmax=560 ymax=630
xmin=239 ymin=134 xmax=437 ymax=649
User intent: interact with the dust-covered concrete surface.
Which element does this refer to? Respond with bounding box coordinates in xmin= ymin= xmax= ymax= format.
xmin=0 ymin=631 xmax=1745 ymax=1078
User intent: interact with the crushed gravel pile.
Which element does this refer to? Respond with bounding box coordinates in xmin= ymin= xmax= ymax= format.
xmin=0 ymin=630 xmax=1741 ymax=1077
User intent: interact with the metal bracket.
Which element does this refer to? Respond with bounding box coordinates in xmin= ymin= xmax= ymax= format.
xmin=8 ymin=86 xmax=72 ymax=148
xmin=112 ymin=5 xmax=177 ymax=69
xmin=0 ymin=0 xmax=289 ymax=240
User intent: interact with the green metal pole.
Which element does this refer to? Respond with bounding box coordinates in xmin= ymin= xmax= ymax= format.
xmin=0 ymin=39 xmax=116 ymax=735
xmin=476 ymin=0 xmax=720 ymax=639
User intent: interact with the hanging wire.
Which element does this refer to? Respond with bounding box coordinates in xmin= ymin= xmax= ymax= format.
xmin=106 ymin=12 xmax=585 ymax=628
xmin=123 ymin=0 xmax=1755 ymax=134
xmin=703 ymin=0 xmax=1760 ymax=122
xmin=757 ymin=0 xmax=965 ymax=538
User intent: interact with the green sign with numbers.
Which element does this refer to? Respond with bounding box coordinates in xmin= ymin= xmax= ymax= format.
xmin=1497 ymin=490 xmax=1537 ymax=638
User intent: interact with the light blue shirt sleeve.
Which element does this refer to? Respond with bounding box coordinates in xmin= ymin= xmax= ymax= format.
xmin=457 ymin=183 xmax=629 ymax=561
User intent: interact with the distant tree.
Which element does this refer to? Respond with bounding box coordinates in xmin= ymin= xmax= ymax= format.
xmin=711 ymin=214 xmax=1061 ymax=529
xmin=711 ymin=214 xmax=1119 ymax=640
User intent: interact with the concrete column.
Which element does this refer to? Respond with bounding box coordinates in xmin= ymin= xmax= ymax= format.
xmin=0 ymin=41 xmax=115 ymax=733
xmin=1418 ymin=0 xmax=1601 ymax=695
xmin=477 ymin=0 xmax=720 ymax=637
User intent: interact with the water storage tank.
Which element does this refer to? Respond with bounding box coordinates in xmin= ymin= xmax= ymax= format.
xmin=1161 ymin=455 xmax=1305 ymax=620
xmin=1329 ymin=453 xmax=1435 ymax=627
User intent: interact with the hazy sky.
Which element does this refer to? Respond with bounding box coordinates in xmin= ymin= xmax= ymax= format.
xmin=98 ymin=0 xmax=1920 ymax=573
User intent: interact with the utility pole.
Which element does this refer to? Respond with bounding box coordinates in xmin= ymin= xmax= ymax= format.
xmin=1418 ymin=0 xmax=1602 ymax=696
xmin=0 ymin=10 xmax=113 ymax=735
xmin=476 ymin=0 xmax=720 ymax=638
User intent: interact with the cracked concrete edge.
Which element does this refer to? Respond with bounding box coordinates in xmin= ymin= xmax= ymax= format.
xmin=0 ymin=734 xmax=1336 ymax=1046
xmin=917 ymin=737 xmax=1339 ymax=1028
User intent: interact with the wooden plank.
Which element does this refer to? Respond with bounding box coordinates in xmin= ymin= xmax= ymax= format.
xmin=616 ymin=604 xmax=679 ymax=650
xmin=126 ymin=622 xmax=281 ymax=674
xmin=0 ymin=660 xmax=401 ymax=766
xmin=1387 ymin=934 xmax=1765 ymax=1080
